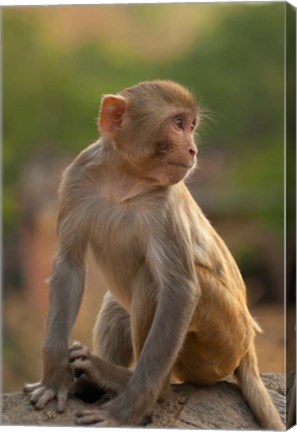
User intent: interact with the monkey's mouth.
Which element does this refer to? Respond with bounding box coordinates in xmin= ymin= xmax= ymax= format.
xmin=167 ymin=162 xmax=194 ymax=169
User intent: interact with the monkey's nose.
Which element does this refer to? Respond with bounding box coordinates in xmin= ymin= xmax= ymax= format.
xmin=189 ymin=146 xmax=197 ymax=157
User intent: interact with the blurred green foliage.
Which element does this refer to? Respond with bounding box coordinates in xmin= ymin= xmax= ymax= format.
xmin=3 ymin=3 xmax=285 ymax=235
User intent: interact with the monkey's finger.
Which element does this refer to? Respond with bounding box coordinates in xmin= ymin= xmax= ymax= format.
xmin=29 ymin=387 xmax=46 ymax=405
xmin=57 ymin=389 xmax=68 ymax=413
xmin=24 ymin=382 xmax=42 ymax=393
xmin=69 ymin=349 xmax=88 ymax=361
xmin=35 ymin=389 xmax=55 ymax=410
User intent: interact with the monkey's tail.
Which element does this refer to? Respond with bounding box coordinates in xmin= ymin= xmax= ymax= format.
xmin=235 ymin=347 xmax=285 ymax=430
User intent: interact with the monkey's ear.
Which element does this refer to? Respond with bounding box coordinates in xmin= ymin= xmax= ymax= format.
xmin=99 ymin=95 xmax=127 ymax=137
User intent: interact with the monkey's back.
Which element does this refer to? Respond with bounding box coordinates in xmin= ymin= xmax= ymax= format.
xmin=172 ymin=183 xmax=257 ymax=384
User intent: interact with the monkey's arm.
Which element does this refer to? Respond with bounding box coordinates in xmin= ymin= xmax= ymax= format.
xmin=97 ymin=224 xmax=199 ymax=425
xmin=24 ymin=191 xmax=88 ymax=412
xmin=128 ymin=262 xmax=198 ymax=411
xmin=24 ymin=257 xmax=85 ymax=411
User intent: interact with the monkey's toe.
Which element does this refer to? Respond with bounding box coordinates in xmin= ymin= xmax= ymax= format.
xmin=35 ymin=389 xmax=55 ymax=410
xmin=70 ymin=358 xmax=92 ymax=371
xmin=29 ymin=387 xmax=46 ymax=405
xmin=69 ymin=343 xmax=90 ymax=362
xmin=75 ymin=409 xmax=109 ymax=425
xmin=69 ymin=341 xmax=85 ymax=351
xmin=23 ymin=382 xmax=43 ymax=393
xmin=93 ymin=420 xmax=119 ymax=427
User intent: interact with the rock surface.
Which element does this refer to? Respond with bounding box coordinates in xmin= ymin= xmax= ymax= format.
xmin=1 ymin=373 xmax=285 ymax=429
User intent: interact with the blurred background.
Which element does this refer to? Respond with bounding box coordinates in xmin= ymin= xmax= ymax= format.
xmin=3 ymin=3 xmax=291 ymax=393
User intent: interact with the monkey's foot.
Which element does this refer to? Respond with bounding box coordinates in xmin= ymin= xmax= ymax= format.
xmin=75 ymin=409 xmax=120 ymax=427
xmin=24 ymin=382 xmax=68 ymax=412
xmin=69 ymin=341 xmax=103 ymax=389
xmin=69 ymin=341 xmax=94 ymax=375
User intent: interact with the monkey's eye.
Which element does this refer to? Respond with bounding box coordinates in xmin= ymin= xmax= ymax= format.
xmin=174 ymin=117 xmax=184 ymax=130
xmin=190 ymin=119 xmax=197 ymax=132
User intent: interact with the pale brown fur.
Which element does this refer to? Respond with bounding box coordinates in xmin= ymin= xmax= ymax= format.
xmin=24 ymin=80 xmax=284 ymax=429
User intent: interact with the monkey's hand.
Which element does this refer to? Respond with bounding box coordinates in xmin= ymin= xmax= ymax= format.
xmin=74 ymin=389 xmax=149 ymax=426
xmin=23 ymin=360 xmax=74 ymax=412
xmin=69 ymin=341 xmax=102 ymax=387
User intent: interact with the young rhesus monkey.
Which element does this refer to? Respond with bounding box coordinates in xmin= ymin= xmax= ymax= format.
xmin=24 ymin=80 xmax=284 ymax=429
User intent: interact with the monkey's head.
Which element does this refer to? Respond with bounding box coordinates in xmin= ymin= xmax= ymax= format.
xmin=99 ymin=80 xmax=200 ymax=186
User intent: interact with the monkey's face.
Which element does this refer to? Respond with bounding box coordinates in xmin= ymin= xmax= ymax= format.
xmin=99 ymin=80 xmax=199 ymax=186
xmin=150 ymin=112 xmax=198 ymax=186
xmin=115 ymin=109 xmax=198 ymax=186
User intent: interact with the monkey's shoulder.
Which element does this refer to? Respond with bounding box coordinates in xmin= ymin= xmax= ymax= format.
xmin=73 ymin=141 xmax=104 ymax=167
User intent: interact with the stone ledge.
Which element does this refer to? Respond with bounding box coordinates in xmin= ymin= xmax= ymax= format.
xmin=1 ymin=373 xmax=286 ymax=429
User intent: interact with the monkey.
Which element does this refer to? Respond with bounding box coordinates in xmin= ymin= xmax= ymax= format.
xmin=24 ymin=80 xmax=284 ymax=429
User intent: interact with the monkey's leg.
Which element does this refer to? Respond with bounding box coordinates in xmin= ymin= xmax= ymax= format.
xmin=173 ymin=332 xmax=225 ymax=385
xmin=69 ymin=342 xmax=132 ymax=393
xmin=71 ymin=292 xmax=133 ymax=396
xmin=70 ymin=342 xmax=136 ymax=427
xmin=72 ymin=270 xmax=156 ymax=396
xmin=93 ymin=292 xmax=133 ymax=367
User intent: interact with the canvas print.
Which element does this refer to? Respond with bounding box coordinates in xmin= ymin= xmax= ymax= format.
xmin=2 ymin=2 xmax=296 ymax=429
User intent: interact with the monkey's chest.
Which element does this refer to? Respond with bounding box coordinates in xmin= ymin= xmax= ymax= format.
xmin=89 ymin=206 xmax=147 ymax=309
